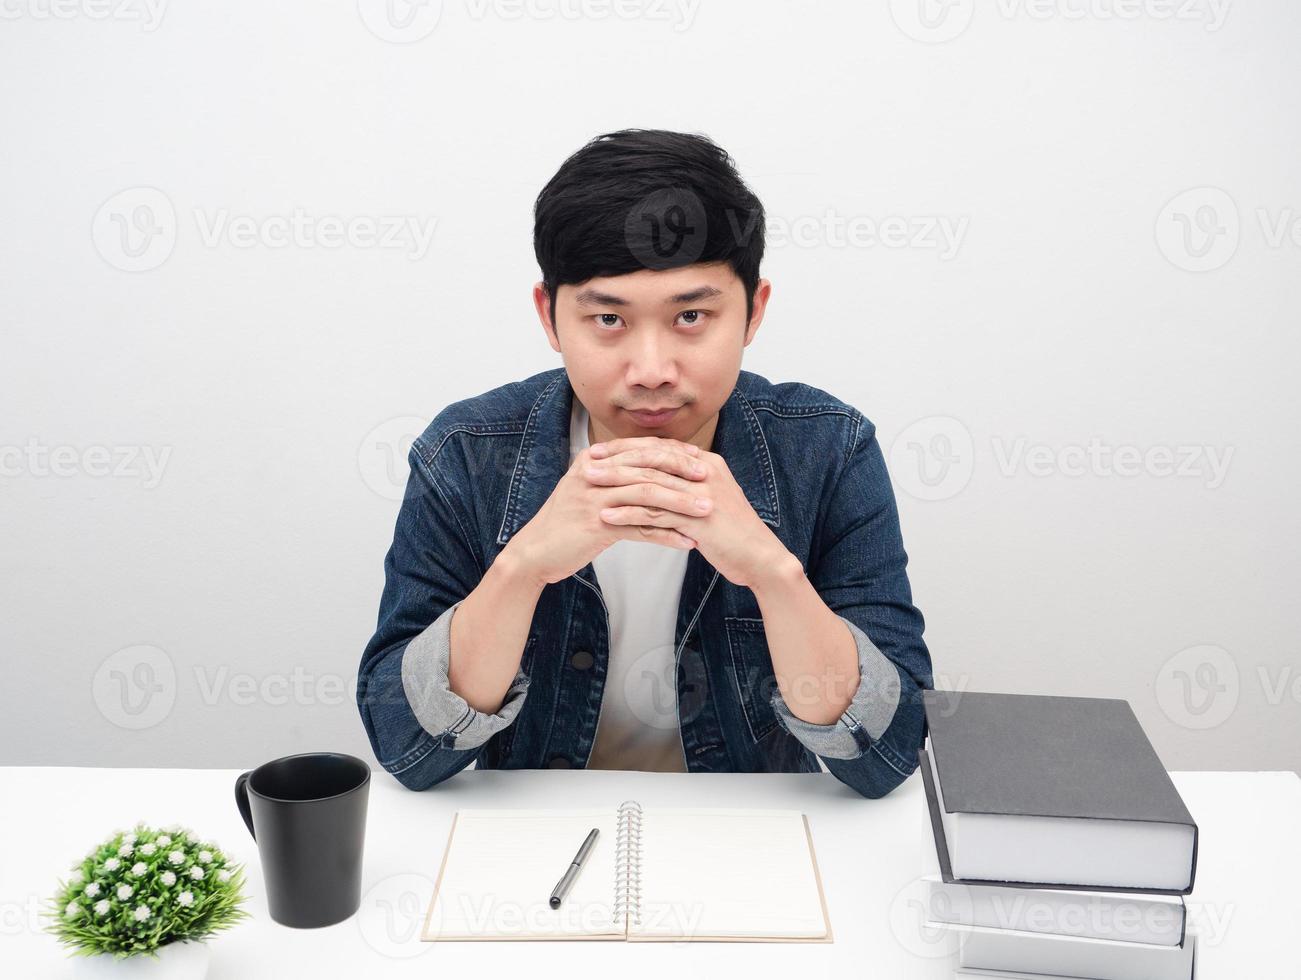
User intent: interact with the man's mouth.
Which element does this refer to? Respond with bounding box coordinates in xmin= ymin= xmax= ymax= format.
xmin=625 ymin=407 xmax=681 ymax=426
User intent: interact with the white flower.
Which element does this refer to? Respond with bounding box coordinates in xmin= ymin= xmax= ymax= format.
xmin=103 ymin=858 xmax=120 ymax=872
xmin=130 ymin=862 xmax=147 ymax=877
xmin=64 ymin=901 xmax=80 ymax=917
xmin=116 ymin=884 xmax=133 ymax=901
xmin=186 ymin=832 xmax=199 ymax=843
xmin=217 ymin=869 xmax=232 ymax=883
xmin=177 ymin=891 xmax=194 ymax=907
xmin=84 ymin=882 xmax=101 ymax=898
xmin=133 ymin=905 xmax=151 ymax=922
xmin=198 ymin=850 xmax=213 ymax=864
xmin=157 ymin=835 xmax=172 ymax=847
xmin=139 ymin=843 xmax=156 ymax=856
xmin=188 ymin=866 xmax=204 ymax=880
xmin=94 ymin=899 xmax=110 ymax=916
xmin=168 ymin=850 xmax=185 ymax=866
xmin=123 ymin=832 xmax=137 ymax=843
xmin=161 ymin=871 xmax=177 ymax=886
xmin=117 ymin=843 xmax=134 ymax=857
xmin=68 ymin=869 xmax=84 ymax=883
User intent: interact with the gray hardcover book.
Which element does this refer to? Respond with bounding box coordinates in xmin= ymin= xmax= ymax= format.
xmin=921 ymin=691 xmax=1198 ymax=894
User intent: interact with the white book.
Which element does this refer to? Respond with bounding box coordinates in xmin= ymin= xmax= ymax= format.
xmin=957 ymin=967 xmax=1197 ymax=980
xmin=922 ymin=742 xmax=1196 ymax=892
xmin=938 ymin=920 xmax=1197 ymax=980
xmin=921 ymin=693 xmax=1198 ymax=892
xmin=422 ymin=800 xmax=833 ymax=942
xmin=957 ymin=970 xmax=1198 ymax=980
xmin=924 ymin=875 xmax=1186 ymax=946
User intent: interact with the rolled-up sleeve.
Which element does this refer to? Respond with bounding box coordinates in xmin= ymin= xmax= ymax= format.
xmin=768 ymin=615 xmax=902 ymax=759
xmin=769 ymin=413 xmax=933 ymax=797
xmin=401 ymin=598 xmax=531 ymax=749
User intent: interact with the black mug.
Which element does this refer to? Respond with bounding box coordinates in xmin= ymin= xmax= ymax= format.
xmin=234 ymin=752 xmax=371 ymax=928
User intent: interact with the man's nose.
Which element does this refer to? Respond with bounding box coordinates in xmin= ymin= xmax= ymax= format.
xmin=625 ymin=331 xmax=679 ymax=389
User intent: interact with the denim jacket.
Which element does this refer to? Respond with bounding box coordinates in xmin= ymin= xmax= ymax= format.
xmin=356 ymin=367 xmax=933 ymax=798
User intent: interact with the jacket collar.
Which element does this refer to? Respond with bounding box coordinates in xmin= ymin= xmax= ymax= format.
xmin=496 ymin=369 xmax=780 ymax=546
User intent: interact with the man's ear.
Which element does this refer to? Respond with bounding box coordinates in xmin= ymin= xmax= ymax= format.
xmin=533 ymin=281 xmax=562 ymax=354
xmin=744 ymin=278 xmax=772 ymax=346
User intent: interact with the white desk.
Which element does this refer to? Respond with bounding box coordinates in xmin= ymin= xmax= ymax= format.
xmin=1 ymin=768 xmax=1295 ymax=976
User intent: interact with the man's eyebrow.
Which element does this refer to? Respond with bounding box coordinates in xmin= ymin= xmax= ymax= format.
xmin=573 ymin=285 xmax=724 ymax=307
xmin=574 ymin=289 xmax=630 ymax=307
xmin=667 ymin=285 xmax=723 ymax=304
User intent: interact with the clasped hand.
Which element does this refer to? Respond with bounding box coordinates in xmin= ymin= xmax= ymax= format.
xmin=584 ymin=436 xmax=785 ymax=589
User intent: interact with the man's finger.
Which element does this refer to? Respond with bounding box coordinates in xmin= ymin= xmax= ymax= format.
xmin=599 ymin=481 xmax=712 ymax=519
xmin=583 ymin=463 xmax=700 ymax=491
xmin=591 ymin=437 xmax=700 ymax=458
xmin=586 ymin=447 xmax=705 ymax=482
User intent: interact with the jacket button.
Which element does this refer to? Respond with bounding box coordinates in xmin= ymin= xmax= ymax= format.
xmin=548 ymin=756 xmax=572 ymax=768
xmin=570 ymin=650 xmax=594 ymax=670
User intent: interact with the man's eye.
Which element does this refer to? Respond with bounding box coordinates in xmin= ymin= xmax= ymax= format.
xmin=594 ymin=314 xmax=623 ymax=330
xmin=677 ymin=310 xmax=708 ymax=327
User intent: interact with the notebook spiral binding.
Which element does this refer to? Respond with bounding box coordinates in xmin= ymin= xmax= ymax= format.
xmin=613 ymin=799 xmax=643 ymax=927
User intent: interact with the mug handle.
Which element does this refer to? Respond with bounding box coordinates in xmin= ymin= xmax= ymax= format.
xmin=234 ymin=771 xmax=256 ymax=840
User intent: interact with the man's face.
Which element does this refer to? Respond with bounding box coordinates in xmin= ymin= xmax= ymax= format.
xmin=535 ymin=261 xmax=770 ymax=451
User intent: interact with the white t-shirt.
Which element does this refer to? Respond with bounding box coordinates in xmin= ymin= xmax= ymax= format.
xmin=569 ymin=397 xmax=689 ymax=772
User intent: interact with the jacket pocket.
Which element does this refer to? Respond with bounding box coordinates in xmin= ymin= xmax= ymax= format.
xmin=724 ymin=616 xmax=780 ymax=742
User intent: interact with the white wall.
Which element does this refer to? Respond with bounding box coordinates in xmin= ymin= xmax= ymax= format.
xmin=2 ymin=0 xmax=1297 ymax=775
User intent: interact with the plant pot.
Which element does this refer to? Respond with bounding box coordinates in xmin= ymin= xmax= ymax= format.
xmin=70 ymin=939 xmax=210 ymax=980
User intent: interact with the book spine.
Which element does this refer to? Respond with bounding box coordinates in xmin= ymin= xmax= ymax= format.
xmin=614 ymin=799 xmax=642 ymax=929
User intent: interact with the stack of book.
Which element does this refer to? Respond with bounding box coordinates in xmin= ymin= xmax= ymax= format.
xmin=918 ymin=690 xmax=1199 ymax=980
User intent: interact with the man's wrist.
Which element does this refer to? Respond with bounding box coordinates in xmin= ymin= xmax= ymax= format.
xmin=495 ymin=539 xmax=549 ymax=595
xmin=748 ymin=548 xmax=804 ymax=598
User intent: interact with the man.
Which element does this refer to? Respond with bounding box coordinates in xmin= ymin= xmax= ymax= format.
xmin=356 ymin=129 xmax=932 ymax=798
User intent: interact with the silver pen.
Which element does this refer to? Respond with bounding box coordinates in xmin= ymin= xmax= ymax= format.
xmin=549 ymin=827 xmax=600 ymax=909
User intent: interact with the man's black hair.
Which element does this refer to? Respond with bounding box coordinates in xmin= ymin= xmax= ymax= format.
xmin=533 ymin=128 xmax=766 ymax=329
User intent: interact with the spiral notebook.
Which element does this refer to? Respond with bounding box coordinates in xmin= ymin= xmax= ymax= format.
xmin=420 ymin=801 xmax=833 ymax=942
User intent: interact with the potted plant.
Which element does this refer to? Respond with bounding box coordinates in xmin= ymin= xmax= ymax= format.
xmin=45 ymin=822 xmax=250 ymax=978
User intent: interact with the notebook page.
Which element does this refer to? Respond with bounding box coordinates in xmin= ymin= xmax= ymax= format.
xmin=425 ymin=807 xmax=623 ymax=940
xmin=631 ymin=808 xmax=828 ymax=940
